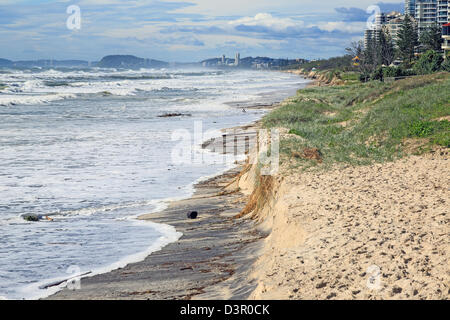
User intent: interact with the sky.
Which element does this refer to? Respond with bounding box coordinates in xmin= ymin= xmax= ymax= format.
xmin=0 ymin=0 xmax=404 ymax=62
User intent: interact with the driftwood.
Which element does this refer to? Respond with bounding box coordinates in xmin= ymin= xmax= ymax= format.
xmin=38 ymin=271 xmax=92 ymax=289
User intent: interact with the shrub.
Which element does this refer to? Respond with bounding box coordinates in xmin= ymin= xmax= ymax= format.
xmin=370 ymin=67 xmax=384 ymax=81
xmin=288 ymin=128 xmax=304 ymax=137
xmin=326 ymin=69 xmax=341 ymax=82
xmin=413 ymin=50 xmax=444 ymax=75
xmin=432 ymin=132 xmax=450 ymax=147
xmin=359 ymin=73 xmax=370 ymax=82
xmin=441 ymin=59 xmax=450 ymax=72
xmin=408 ymin=120 xmax=435 ymax=137
xmin=407 ymin=120 xmax=450 ymax=147
xmin=383 ymin=66 xmax=403 ymax=78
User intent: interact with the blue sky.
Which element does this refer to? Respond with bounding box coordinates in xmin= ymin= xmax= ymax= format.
xmin=0 ymin=0 xmax=404 ymax=62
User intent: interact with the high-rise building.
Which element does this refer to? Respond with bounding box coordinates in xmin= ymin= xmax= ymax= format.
xmin=376 ymin=12 xmax=387 ymax=26
xmin=442 ymin=22 xmax=450 ymax=54
xmin=437 ymin=0 xmax=450 ymax=24
xmin=406 ymin=0 xmax=417 ymax=17
xmin=364 ymin=2 xmax=449 ymax=51
xmin=364 ymin=12 xmax=404 ymax=48
xmin=364 ymin=13 xmax=385 ymax=48
xmin=416 ymin=1 xmax=438 ymax=31
xmin=385 ymin=15 xmax=411 ymax=47
xmin=364 ymin=29 xmax=378 ymax=49
xmin=413 ymin=1 xmax=449 ymax=31
xmin=235 ymin=53 xmax=240 ymax=66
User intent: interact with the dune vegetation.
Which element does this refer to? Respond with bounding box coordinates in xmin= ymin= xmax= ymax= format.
xmin=264 ymin=72 xmax=450 ymax=170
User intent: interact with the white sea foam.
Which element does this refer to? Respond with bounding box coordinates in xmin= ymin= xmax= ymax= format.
xmin=0 ymin=68 xmax=308 ymax=106
xmin=0 ymin=66 xmax=307 ymax=299
xmin=41 ymin=199 xmax=169 ymax=219
xmin=15 ymin=220 xmax=182 ymax=300
xmin=0 ymin=93 xmax=76 ymax=106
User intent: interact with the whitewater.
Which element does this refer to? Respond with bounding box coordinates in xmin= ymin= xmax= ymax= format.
xmin=0 ymin=66 xmax=306 ymax=299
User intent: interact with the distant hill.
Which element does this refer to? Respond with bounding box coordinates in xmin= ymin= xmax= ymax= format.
xmin=0 ymin=56 xmax=169 ymax=69
xmin=97 ymin=55 xmax=168 ymax=69
xmin=0 ymin=58 xmax=13 ymax=67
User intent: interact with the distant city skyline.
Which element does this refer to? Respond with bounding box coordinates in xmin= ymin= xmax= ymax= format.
xmin=0 ymin=1 xmax=405 ymax=62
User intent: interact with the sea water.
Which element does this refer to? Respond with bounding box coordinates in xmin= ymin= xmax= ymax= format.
xmin=0 ymin=67 xmax=307 ymax=299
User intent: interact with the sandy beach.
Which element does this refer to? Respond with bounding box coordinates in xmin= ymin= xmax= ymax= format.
xmin=247 ymin=148 xmax=449 ymax=300
xmin=46 ymin=123 xmax=266 ymax=300
xmin=47 ymin=76 xmax=449 ymax=301
xmin=48 ymin=138 xmax=449 ymax=300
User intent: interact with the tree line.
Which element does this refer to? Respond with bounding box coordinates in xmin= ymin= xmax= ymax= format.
xmin=346 ymin=15 xmax=449 ymax=82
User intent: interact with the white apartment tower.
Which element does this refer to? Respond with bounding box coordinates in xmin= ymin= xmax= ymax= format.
xmin=416 ymin=1 xmax=438 ymax=31
xmin=364 ymin=12 xmax=404 ymax=48
xmin=234 ymin=53 xmax=240 ymax=66
xmin=411 ymin=1 xmax=449 ymax=31
xmin=385 ymin=15 xmax=409 ymax=47
xmin=437 ymin=0 xmax=450 ymax=24
xmin=364 ymin=12 xmax=385 ymax=48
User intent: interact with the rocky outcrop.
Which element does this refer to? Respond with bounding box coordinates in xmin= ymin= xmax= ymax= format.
xmin=285 ymin=68 xmax=344 ymax=86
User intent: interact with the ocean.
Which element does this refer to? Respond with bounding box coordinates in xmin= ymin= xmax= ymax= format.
xmin=0 ymin=67 xmax=307 ymax=299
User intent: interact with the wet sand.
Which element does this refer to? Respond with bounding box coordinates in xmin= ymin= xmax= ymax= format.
xmin=47 ymin=126 xmax=264 ymax=300
xmin=46 ymin=117 xmax=449 ymax=301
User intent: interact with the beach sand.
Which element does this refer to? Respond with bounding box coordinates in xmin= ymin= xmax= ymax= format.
xmin=247 ymin=148 xmax=449 ymax=300
xmin=46 ymin=89 xmax=449 ymax=301
xmin=46 ymin=164 xmax=263 ymax=299
xmin=46 ymin=126 xmax=264 ymax=300
xmin=47 ymin=119 xmax=449 ymax=301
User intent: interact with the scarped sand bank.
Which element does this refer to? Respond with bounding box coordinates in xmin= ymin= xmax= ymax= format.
xmin=47 ymin=126 xmax=449 ymax=300
xmin=241 ymin=148 xmax=449 ymax=300
xmin=46 ymin=126 xmax=264 ymax=300
xmin=45 ymin=91 xmax=448 ymax=300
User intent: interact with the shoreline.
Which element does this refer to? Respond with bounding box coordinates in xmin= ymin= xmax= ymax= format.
xmin=44 ymin=71 xmax=449 ymax=300
xmin=45 ymin=76 xmax=309 ymax=300
xmin=46 ymin=141 xmax=263 ymax=299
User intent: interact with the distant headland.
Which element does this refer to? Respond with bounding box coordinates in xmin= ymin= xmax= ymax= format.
xmin=0 ymin=54 xmax=308 ymax=70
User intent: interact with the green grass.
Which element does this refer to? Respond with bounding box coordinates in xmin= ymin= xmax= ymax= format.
xmin=264 ymin=72 xmax=450 ymax=170
xmin=404 ymin=120 xmax=450 ymax=147
xmin=340 ymin=72 xmax=360 ymax=84
xmin=298 ymin=55 xmax=354 ymax=72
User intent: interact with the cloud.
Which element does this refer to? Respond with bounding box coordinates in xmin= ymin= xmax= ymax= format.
xmin=335 ymin=7 xmax=368 ymax=22
xmin=229 ymin=13 xmax=304 ymax=31
xmin=0 ymin=0 xmax=394 ymax=61
xmin=160 ymin=25 xmax=227 ymax=35
xmin=377 ymin=1 xmax=404 ymax=13
xmin=335 ymin=2 xmax=404 ymax=22
xmin=316 ymin=21 xmax=366 ymax=33
xmin=228 ymin=13 xmax=363 ymax=40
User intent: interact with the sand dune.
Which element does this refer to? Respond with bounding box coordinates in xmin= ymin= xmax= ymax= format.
xmin=248 ymin=148 xmax=449 ymax=300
